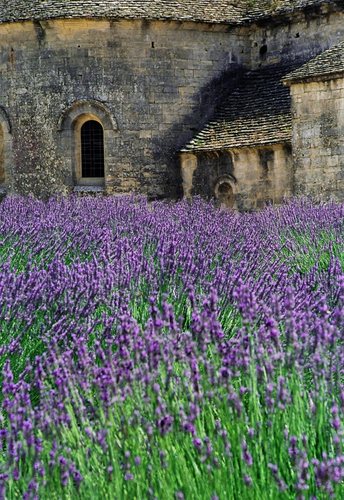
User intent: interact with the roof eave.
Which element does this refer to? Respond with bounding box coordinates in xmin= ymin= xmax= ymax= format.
xmin=241 ymin=0 xmax=339 ymax=27
xmin=0 ymin=0 xmax=340 ymax=27
xmin=0 ymin=15 xmax=243 ymax=26
xmin=283 ymin=70 xmax=344 ymax=86
xmin=180 ymin=138 xmax=292 ymax=154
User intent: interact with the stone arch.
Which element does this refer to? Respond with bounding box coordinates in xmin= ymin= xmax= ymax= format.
xmin=214 ymin=175 xmax=237 ymax=209
xmin=0 ymin=107 xmax=13 ymax=191
xmin=57 ymin=100 xmax=118 ymax=189
xmin=58 ymin=100 xmax=118 ymax=132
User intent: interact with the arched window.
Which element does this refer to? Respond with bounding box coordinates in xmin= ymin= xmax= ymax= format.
xmin=72 ymin=115 xmax=106 ymax=187
xmin=58 ymin=100 xmax=118 ymax=190
xmin=81 ymin=120 xmax=104 ymax=178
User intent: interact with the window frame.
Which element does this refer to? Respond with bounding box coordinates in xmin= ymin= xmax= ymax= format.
xmin=58 ymin=100 xmax=118 ymax=192
xmin=74 ymin=114 xmax=105 ymax=187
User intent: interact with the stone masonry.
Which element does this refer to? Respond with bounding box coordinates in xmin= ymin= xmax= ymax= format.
xmin=287 ymin=78 xmax=344 ymax=201
xmin=0 ymin=1 xmax=344 ymax=208
xmin=0 ymin=18 xmax=248 ymax=199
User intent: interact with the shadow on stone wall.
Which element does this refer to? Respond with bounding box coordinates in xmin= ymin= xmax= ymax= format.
xmin=150 ymin=65 xmax=245 ymax=200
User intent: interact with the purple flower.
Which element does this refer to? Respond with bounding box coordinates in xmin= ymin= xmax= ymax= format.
xmin=157 ymin=415 xmax=174 ymax=436
xmin=220 ymin=367 xmax=230 ymax=379
xmin=243 ymin=474 xmax=252 ymax=486
xmin=0 ymin=196 xmax=343 ymax=498
xmin=242 ymin=440 xmax=253 ymax=467
xmin=72 ymin=470 xmax=83 ymax=487
xmin=61 ymin=470 xmax=70 ymax=487
xmin=193 ymin=438 xmax=202 ymax=450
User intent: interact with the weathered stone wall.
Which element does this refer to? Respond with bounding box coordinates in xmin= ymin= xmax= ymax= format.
xmin=232 ymin=145 xmax=293 ymax=210
xmin=190 ymin=152 xmax=235 ymax=199
xmin=290 ymin=78 xmax=344 ymax=201
xmin=0 ymin=107 xmax=12 ymax=195
xmin=1 ymin=9 xmax=344 ymax=204
xmin=250 ymin=7 xmax=344 ymax=69
xmin=0 ymin=18 xmax=249 ymax=199
xmin=181 ymin=144 xmax=293 ymax=211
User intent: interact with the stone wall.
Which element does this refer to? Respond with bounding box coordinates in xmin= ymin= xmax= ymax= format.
xmin=290 ymin=77 xmax=344 ymax=201
xmin=0 ymin=107 xmax=12 ymax=195
xmin=1 ymin=9 xmax=344 ymax=204
xmin=0 ymin=18 xmax=249 ymax=199
xmin=181 ymin=144 xmax=293 ymax=211
xmin=250 ymin=7 xmax=344 ymax=69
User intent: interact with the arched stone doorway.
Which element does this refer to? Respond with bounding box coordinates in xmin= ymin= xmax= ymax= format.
xmin=214 ymin=176 xmax=236 ymax=209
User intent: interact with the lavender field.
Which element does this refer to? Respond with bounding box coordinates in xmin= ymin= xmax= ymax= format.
xmin=0 ymin=195 xmax=343 ymax=499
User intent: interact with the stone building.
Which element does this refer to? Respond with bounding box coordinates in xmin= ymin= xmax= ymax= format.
xmin=0 ymin=0 xmax=344 ymax=209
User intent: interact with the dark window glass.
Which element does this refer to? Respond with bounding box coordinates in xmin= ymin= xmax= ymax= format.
xmin=81 ymin=120 xmax=104 ymax=177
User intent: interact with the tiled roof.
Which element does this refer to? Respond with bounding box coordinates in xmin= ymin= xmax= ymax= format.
xmin=0 ymin=1 xmax=246 ymax=25
xmin=0 ymin=0 xmax=338 ymax=25
xmin=182 ymin=64 xmax=296 ymax=152
xmin=244 ymin=0 xmax=336 ymax=22
xmin=283 ymin=40 xmax=344 ymax=83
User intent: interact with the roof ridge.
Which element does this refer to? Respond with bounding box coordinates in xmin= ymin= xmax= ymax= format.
xmin=0 ymin=0 xmax=339 ymax=26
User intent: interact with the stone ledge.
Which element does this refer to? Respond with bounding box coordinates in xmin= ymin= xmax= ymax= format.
xmin=73 ymin=185 xmax=105 ymax=193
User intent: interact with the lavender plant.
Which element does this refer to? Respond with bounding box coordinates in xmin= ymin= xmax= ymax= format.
xmin=0 ymin=195 xmax=343 ymax=499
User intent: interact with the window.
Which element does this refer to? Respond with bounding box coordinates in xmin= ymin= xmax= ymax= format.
xmin=58 ymin=100 xmax=118 ymax=190
xmin=81 ymin=120 xmax=104 ymax=178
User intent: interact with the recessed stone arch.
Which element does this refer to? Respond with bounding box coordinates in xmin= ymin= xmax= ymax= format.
xmin=0 ymin=107 xmax=13 ymax=192
xmin=57 ymin=100 xmax=118 ymax=189
xmin=214 ymin=174 xmax=237 ymax=209
xmin=58 ymin=100 xmax=118 ymax=132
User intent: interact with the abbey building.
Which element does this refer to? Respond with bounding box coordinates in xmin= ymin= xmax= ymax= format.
xmin=0 ymin=1 xmax=344 ymax=210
